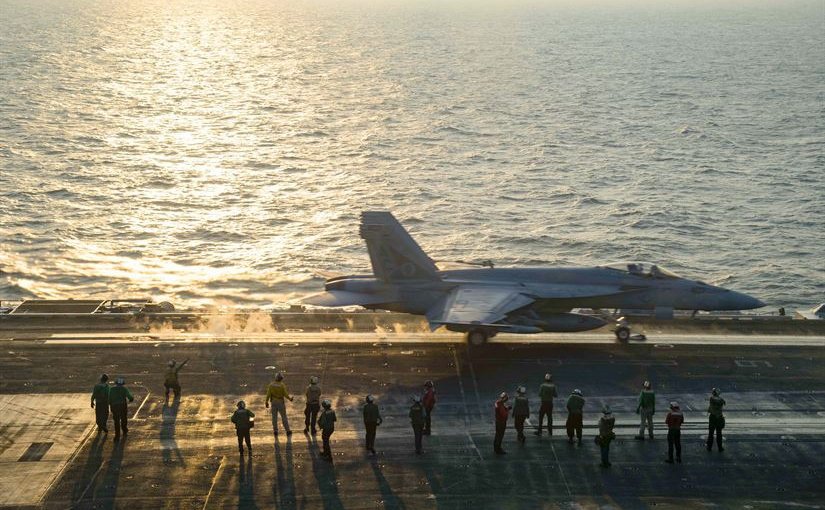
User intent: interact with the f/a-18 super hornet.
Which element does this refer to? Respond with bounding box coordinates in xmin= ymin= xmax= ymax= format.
xmin=304 ymin=212 xmax=765 ymax=345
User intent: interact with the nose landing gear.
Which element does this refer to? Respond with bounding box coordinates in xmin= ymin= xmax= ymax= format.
xmin=613 ymin=317 xmax=645 ymax=342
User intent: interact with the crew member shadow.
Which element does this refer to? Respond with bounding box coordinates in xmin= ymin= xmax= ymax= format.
xmin=97 ymin=436 xmax=126 ymax=510
xmin=370 ymin=456 xmax=405 ymax=510
xmin=307 ymin=434 xmax=344 ymax=510
xmin=160 ymin=394 xmax=185 ymax=468
xmin=239 ymin=454 xmax=257 ymax=509
xmin=273 ymin=437 xmax=297 ymax=509
xmin=70 ymin=432 xmax=107 ymax=505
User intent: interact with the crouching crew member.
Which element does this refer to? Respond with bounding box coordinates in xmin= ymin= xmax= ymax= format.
xmin=566 ymin=389 xmax=585 ymax=445
xmin=635 ymin=380 xmax=655 ymax=440
xmin=665 ymin=401 xmax=684 ymax=463
xmin=109 ymin=377 xmax=134 ymax=441
xmin=707 ymin=388 xmax=726 ymax=452
xmin=513 ymin=386 xmax=529 ymax=444
xmin=597 ymin=405 xmax=616 ymax=468
xmin=91 ymin=373 xmax=110 ymax=433
xmin=164 ymin=358 xmax=189 ymax=404
xmin=231 ymin=400 xmax=255 ymax=455
xmin=494 ymin=392 xmax=511 ymax=455
xmin=535 ymin=373 xmax=557 ymax=436
xmin=363 ymin=394 xmax=382 ymax=455
xmin=318 ymin=399 xmax=336 ymax=461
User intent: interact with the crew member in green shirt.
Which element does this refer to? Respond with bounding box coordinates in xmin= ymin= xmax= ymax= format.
xmin=512 ymin=386 xmax=530 ymax=444
xmin=91 ymin=373 xmax=110 ymax=433
xmin=318 ymin=400 xmax=337 ymax=461
xmin=535 ymin=373 xmax=557 ymax=436
xmin=363 ymin=394 xmax=382 ymax=455
xmin=566 ymin=389 xmax=585 ymax=445
xmin=635 ymin=380 xmax=656 ymax=440
xmin=231 ymin=400 xmax=255 ymax=455
xmin=109 ymin=377 xmax=134 ymax=441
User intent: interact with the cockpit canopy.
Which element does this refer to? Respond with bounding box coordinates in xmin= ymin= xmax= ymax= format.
xmin=602 ymin=262 xmax=681 ymax=279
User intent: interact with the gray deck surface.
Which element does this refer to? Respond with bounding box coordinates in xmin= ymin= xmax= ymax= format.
xmin=0 ymin=334 xmax=823 ymax=509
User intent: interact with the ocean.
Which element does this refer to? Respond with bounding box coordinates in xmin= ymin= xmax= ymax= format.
xmin=1 ymin=0 xmax=823 ymax=310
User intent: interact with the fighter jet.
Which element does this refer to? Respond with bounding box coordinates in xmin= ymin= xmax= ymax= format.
xmin=304 ymin=212 xmax=765 ymax=345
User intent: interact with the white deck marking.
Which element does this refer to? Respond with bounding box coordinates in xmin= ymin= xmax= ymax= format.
xmin=202 ymin=455 xmax=226 ymax=510
xmin=451 ymin=347 xmax=483 ymax=461
xmin=132 ymin=389 xmax=151 ymax=420
xmin=549 ymin=441 xmax=572 ymax=498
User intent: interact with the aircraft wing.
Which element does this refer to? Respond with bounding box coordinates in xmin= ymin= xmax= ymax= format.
xmin=426 ymin=285 xmax=534 ymax=330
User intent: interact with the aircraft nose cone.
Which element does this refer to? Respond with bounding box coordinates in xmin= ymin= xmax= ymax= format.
xmin=726 ymin=291 xmax=765 ymax=310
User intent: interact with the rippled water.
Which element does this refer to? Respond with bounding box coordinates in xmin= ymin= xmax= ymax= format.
xmin=1 ymin=0 xmax=823 ymax=309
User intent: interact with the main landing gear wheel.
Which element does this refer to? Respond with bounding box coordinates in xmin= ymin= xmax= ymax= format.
xmin=466 ymin=329 xmax=489 ymax=346
xmin=615 ymin=326 xmax=631 ymax=342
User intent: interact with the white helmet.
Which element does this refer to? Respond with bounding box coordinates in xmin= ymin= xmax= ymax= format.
xmin=544 ymin=373 xmax=552 ymax=382
xmin=168 ymin=360 xmax=176 ymax=368
xmin=516 ymin=386 xmax=526 ymax=395
xmin=499 ymin=392 xmax=509 ymax=401
xmin=366 ymin=394 xmax=375 ymax=403
xmin=322 ymin=399 xmax=332 ymax=408
xmin=573 ymin=389 xmax=582 ymax=396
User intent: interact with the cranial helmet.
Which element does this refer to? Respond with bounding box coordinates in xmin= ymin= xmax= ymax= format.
xmin=517 ymin=386 xmax=526 ymax=395
xmin=499 ymin=392 xmax=509 ymax=401
xmin=712 ymin=387 xmax=720 ymax=396
xmin=115 ymin=377 xmax=125 ymax=385
xmin=237 ymin=400 xmax=246 ymax=409
xmin=411 ymin=395 xmax=421 ymax=404
xmin=602 ymin=405 xmax=612 ymax=415
xmin=573 ymin=389 xmax=582 ymax=396
xmin=100 ymin=373 xmax=109 ymax=382
xmin=424 ymin=380 xmax=434 ymax=388
xmin=644 ymin=380 xmax=651 ymax=389
xmin=366 ymin=394 xmax=375 ymax=403
xmin=275 ymin=372 xmax=284 ymax=381
xmin=670 ymin=401 xmax=679 ymax=409
xmin=322 ymin=399 xmax=332 ymax=409
xmin=545 ymin=373 xmax=552 ymax=382
xmin=168 ymin=360 xmax=176 ymax=367
xmin=309 ymin=376 xmax=319 ymax=385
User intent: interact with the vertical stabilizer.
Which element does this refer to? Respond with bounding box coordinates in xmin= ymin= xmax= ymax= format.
xmin=359 ymin=212 xmax=441 ymax=283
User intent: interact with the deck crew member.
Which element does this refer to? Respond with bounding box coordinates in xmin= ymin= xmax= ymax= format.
xmin=512 ymin=386 xmax=529 ymax=444
xmin=597 ymin=405 xmax=616 ymax=467
xmin=304 ymin=376 xmax=321 ymax=435
xmin=494 ymin=392 xmax=511 ymax=455
xmin=164 ymin=358 xmax=189 ymax=404
xmin=422 ymin=380 xmax=436 ymax=435
xmin=566 ymin=389 xmax=585 ymax=445
xmin=409 ymin=396 xmax=425 ymax=454
xmin=231 ymin=400 xmax=255 ymax=455
xmin=635 ymin=380 xmax=656 ymax=440
xmin=665 ymin=401 xmax=684 ymax=463
xmin=91 ymin=373 xmax=110 ymax=433
xmin=363 ymin=394 xmax=382 ymax=455
xmin=265 ymin=372 xmax=294 ymax=437
xmin=534 ymin=373 xmax=557 ymax=436
xmin=109 ymin=377 xmax=134 ymax=441
xmin=707 ymin=388 xmax=726 ymax=452
xmin=318 ymin=399 xmax=336 ymax=461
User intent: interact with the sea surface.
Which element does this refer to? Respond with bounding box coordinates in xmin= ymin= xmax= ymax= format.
xmin=1 ymin=0 xmax=823 ymax=310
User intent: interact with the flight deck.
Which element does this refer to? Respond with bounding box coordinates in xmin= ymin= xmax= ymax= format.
xmin=0 ymin=331 xmax=823 ymax=509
